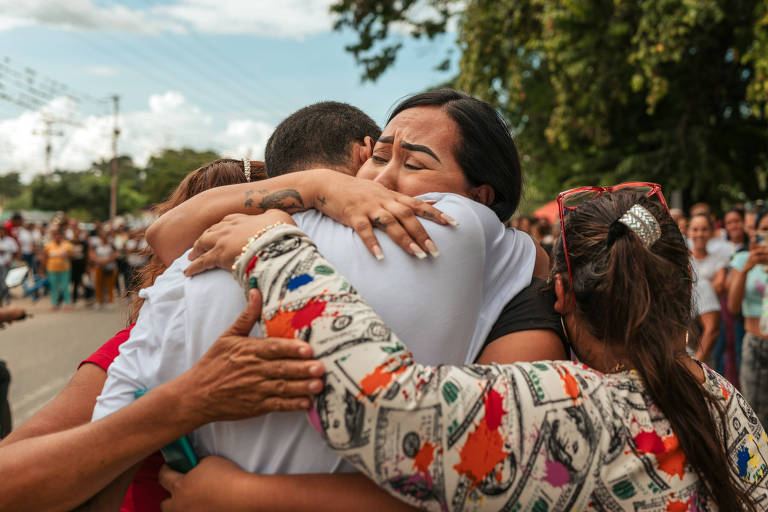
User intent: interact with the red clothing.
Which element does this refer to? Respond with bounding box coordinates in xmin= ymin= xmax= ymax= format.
xmin=81 ymin=325 xmax=168 ymax=512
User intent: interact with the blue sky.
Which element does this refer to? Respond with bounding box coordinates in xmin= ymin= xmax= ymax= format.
xmin=0 ymin=0 xmax=457 ymax=180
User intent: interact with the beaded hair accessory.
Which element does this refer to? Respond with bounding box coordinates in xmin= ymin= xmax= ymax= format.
xmin=615 ymin=203 xmax=661 ymax=247
xmin=243 ymin=159 xmax=251 ymax=182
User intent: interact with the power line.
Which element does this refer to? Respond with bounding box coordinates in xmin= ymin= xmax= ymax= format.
xmin=1 ymin=56 xmax=106 ymax=106
xmin=58 ymin=25 xmax=240 ymax=115
xmin=128 ymin=0 xmax=294 ymax=115
xmin=38 ymin=2 xmax=236 ymax=115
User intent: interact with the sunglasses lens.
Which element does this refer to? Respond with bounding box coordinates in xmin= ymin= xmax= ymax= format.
xmin=614 ymin=184 xmax=668 ymax=211
xmin=614 ymin=184 xmax=655 ymax=196
xmin=562 ymin=189 xmax=602 ymax=209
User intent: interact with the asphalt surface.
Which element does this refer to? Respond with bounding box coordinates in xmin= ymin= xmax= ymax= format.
xmin=0 ymin=293 xmax=130 ymax=428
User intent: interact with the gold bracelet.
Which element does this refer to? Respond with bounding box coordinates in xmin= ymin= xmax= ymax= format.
xmin=231 ymin=221 xmax=287 ymax=276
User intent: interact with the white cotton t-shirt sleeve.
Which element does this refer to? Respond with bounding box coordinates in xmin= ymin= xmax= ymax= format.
xmin=92 ymin=253 xmax=191 ymax=422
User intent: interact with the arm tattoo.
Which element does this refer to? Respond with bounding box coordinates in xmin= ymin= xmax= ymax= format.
xmin=317 ymin=196 xmax=327 ymax=208
xmin=257 ymin=189 xmax=305 ymax=213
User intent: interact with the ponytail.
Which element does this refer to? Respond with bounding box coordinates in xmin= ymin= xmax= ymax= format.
xmin=555 ymin=192 xmax=756 ymax=511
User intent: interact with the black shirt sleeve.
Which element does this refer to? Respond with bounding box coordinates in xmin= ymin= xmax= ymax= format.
xmin=477 ymin=278 xmax=570 ymax=362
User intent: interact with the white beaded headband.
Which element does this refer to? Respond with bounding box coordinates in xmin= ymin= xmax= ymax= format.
xmin=617 ymin=204 xmax=661 ymax=247
xmin=243 ymin=159 xmax=251 ymax=182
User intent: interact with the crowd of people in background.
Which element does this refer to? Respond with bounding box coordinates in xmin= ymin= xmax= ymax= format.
xmin=510 ymin=200 xmax=767 ymax=397
xmin=0 ymin=212 xmax=149 ymax=311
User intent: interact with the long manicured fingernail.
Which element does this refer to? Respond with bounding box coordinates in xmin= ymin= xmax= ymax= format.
xmin=442 ymin=214 xmax=459 ymax=227
xmin=309 ymin=364 xmax=324 ymax=376
xmin=425 ymin=239 xmax=439 ymax=258
xmin=372 ymin=245 xmax=384 ymax=261
xmin=410 ymin=243 xmax=427 ymax=259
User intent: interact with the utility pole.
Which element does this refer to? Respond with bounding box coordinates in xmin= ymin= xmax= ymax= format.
xmin=109 ymin=94 xmax=120 ymax=221
xmin=33 ymin=117 xmax=63 ymax=173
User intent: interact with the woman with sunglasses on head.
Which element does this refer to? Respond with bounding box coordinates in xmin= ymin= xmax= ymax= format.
xmin=165 ymin=185 xmax=767 ymax=511
xmin=727 ymin=205 xmax=768 ymax=431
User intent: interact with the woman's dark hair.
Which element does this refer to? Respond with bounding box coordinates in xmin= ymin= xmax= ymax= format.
xmin=388 ymin=89 xmax=522 ymax=221
xmin=689 ymin=212 xmax=713 ymax=230
xmin=724 ymin=207 xmax=748 ymax=247
xmin=128 ymin=159 xmax=265 ymax=324
xmin=551 ymin=190 xmax=756 ymax=511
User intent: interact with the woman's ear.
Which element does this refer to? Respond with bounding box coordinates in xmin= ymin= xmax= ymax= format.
xmin=552 ymin=274 xmax=574 ymax=315
xmin=468 ymin=184 xmax=495 ymax=207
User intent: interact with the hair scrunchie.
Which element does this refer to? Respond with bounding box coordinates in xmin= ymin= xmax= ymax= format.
xmin=606 ymin=220 xmax=629 ymax=248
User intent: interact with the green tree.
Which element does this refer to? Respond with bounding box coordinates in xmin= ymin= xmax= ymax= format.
xmin=0 ymin=172 xmax=23 ymax=203
xmin=28 ymin=156 xmax=149 ymax=219
xmin=142 ymin=148 xmax=220 ymax=205
xmin=332 ymin=0 xmax=768 ymax=209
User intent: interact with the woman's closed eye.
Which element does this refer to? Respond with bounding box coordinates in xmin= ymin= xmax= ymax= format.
xmin=372 ymin=155 xmax=389 ymax=164
xmin=404 ymin=162 xmax=425 ymax=170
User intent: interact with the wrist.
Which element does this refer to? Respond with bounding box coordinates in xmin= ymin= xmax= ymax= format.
xmin=301 ymin=169 xmax=331 ymax=210
xmin=230 ymin=472 xmax=266 ymax=510
xmin=160 ymin=373 xmax=210 ymax=429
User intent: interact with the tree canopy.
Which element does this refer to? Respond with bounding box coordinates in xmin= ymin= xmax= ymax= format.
xmin=332 ymin=0 xmax=768 ymax=210
xmin=16 ymin=148 xmax=220 ymax=220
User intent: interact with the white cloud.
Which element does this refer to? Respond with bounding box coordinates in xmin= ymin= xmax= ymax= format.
xmin=85 ymin=65 xmax=117 ymax=76
xmin=0 ymin=91 xmax=274 ymax=181
xmin=0 ymin=0 xmax=335 ymax=39
xmin=217 ymin=118 xmax=274 ymax=160
xmin=0 ymin=0 xmax=183 ymax=34
xmin=155 ymin=0 xmax=335 ymax=38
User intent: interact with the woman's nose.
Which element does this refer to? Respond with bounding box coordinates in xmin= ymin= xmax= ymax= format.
xmin=373 ymin=162 xmax=398 ymax=191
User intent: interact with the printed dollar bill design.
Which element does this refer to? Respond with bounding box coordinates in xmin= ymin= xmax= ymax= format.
xmin=237 ymin=225 xmax=768 ymax=511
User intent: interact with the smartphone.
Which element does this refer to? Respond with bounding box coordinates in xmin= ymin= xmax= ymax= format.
xmin=134 ymin=389 xmax=199 ymax=473
xmin=756 ymin=233 xmax=767 ymax=247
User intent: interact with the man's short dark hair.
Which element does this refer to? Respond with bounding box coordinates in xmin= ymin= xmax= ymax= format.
xmin=265 ymin=101 xmax=381 ymax=177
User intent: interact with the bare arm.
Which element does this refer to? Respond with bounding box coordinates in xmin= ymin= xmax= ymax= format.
xmin=727 ymin=246 xmax=768 ymax=314
xmin=0 ymin=364 xmax=135 ymax=511
xmin=695 ymin=311 xmax=720 ymax=361
xmin=0 ymin=364 xmax=106 ymax=447
xmin=0 ymin=375 xmax=199 ymax=511
xmin=0 ymin=299 xmax=322 ymax=512
xmin=711 ymin=267 xmax=727 ymax=295
xmin=146 ymin=169 xmax=451 ymax=266
xmin=532 ymin=240 xmax=550 ymax=279
xmin=475 ymin=330 xmax=566 ymax=365
xmin=38 ymin=249 xmax=47 ymax=276
xmin=159 ymin=457 xmax=418 ymax=512
xmin=728 ymin=267 xmax=749 ymax=315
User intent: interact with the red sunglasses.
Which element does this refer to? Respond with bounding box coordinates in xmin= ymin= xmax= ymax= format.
xmin=557 ymin=182 xmax=669 ymax=288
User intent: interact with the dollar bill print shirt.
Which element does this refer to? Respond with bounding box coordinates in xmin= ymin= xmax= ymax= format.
xmin=235 ymin=225 xmax=768 ymax=512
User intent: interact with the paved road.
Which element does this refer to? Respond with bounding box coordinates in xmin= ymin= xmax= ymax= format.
xmin=0 ymin=294 xmax=130 ymax=428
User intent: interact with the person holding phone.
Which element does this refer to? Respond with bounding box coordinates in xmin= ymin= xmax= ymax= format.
xmin=728 ymin=206 xmax=768 ymax=429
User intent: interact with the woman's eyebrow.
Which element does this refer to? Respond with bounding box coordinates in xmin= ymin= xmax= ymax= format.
xmin=377 ymin=136 xmax=441 ymax=163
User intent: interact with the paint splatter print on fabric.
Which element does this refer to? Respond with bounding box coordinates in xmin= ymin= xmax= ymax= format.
xmin=238 ymin=225 xmax=768 ymax=511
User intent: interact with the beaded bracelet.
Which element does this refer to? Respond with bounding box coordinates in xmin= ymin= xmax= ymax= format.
xmin=230 ymin=221 xmax=286 ymax=278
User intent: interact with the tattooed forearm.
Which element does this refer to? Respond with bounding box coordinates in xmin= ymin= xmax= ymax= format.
xmin=317 ymin=196 xmax=327 ymax=208
xmin=257 ymin=189 xmax=305 ymax=213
